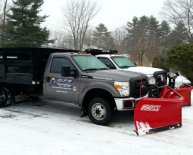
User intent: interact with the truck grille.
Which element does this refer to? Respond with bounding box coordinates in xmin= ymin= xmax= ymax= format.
xmin=154 ymin=71 xmax=167 ymax=87
xmin=129 ymin=77 xmax=149 ymax=98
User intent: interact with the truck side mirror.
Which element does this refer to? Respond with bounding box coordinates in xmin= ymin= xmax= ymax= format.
xmin=106 ymin=63 xmax=116 ymax=69
xmin=61 ymin=66 xmax=78 ymax=77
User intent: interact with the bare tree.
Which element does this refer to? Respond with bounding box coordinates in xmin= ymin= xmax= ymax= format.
xmin=62 ymin=0 xmax=99 ymax=50
xmin=0 ymin=0 xmax=2 ymax=21
xmin=112 ymin=27 xmax=127 ymax=52
xmin=0 ymin=0 xmax=11 ymax=46
xmin=49 ymin=30 xmax=74 ymax=49
xmin=83 ymin=27 xmax=95 ymax=49
xmin=162 ymin=0 xmax=193 ymax=42
xmin=0 ymin=0 xmax=10 ymax=24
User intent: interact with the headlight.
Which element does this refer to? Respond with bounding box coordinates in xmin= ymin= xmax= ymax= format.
xmin=114 ymin=82 xmax=130 ymax=97
xmin=148 ymin=77 xmax=156 ymax=85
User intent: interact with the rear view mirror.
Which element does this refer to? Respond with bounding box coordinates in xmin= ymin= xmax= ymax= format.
xmin=176 ymin=71 xmax=180 ymax=76
xmin=106 ymin=63 xmax=116 ymax=69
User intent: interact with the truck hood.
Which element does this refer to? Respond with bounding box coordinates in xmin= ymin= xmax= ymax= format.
xmin=84 ymin=69 xmax=147 ymax=81
xmin=122 ymin=66 xmax=164 ymax=77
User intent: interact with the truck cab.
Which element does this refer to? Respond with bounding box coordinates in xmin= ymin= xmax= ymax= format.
xmin=95 ymin=54 xmax=190 ymax=88
xmin=95 ymin=54 xmax=167 ymax=90
xmin=43 ymin=52 xmax=149 ymax=125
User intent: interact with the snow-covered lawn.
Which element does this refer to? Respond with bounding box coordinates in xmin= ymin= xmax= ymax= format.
xmin=0 ymin=99 xmax=193 ymax=155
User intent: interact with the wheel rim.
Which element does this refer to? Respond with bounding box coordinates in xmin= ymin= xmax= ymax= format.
xmin=0 ymin=88 xmax=7 ymax=106
xmin=91 ymin=103 xmax=106 ymax=121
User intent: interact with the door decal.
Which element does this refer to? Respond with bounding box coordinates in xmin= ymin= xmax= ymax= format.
xmin=49 ymin=77 xmax=77 ymax=92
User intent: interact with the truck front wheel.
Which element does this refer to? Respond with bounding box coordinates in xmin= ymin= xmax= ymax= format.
xmin=88 ymin=97 xmax=112 ymax=125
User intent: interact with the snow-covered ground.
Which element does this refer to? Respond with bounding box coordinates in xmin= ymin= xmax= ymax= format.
xmin=0 ymin=99 xmax=193 ymax=155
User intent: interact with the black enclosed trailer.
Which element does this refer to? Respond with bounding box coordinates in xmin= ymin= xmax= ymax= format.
xmin=0 ymin=47 xmax=76 ymax=106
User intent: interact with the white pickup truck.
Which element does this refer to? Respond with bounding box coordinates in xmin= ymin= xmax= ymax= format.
xmin=94 ymin=53 xmax=191 ymax=88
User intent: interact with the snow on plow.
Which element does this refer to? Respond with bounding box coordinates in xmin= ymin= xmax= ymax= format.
xmin=134 ymin=86 xmax=183 ymax=136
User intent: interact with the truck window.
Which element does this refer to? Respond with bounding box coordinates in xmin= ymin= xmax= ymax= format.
xmin=111 ymin=56 xmax=135 ymax=69
xmin=50 ymin=57 xmax=75 ymax=73
xmin=97 ymin=57 xmax=116 ymax=69
xmin=72 ymin=55 xmax=108 ymax=71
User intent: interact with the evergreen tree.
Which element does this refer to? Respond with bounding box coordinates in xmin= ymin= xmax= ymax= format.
xmin=159 ymin=20 xmax=171 ymax=49
xmin=167 ymin=21 xmax=188 ymax=47
xmin=166 ymin=43 xmax=193 ymax=83
xmin=3 ymin=0 xmax=50 ymax=47
xmin=93 ymin=23 xmax=112 ymax=49
xmin=125 ymin=16 xmax=161 ymax=65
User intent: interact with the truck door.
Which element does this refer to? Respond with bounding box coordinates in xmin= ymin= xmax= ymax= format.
xmin=44 ymin=57 xmax=79 ymax=104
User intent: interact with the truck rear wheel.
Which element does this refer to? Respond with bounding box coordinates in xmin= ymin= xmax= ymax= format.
xmin=88 ymin=97 xmax=112 ymax=125
xmin=0 ymin=88 xmax=8 ymax=107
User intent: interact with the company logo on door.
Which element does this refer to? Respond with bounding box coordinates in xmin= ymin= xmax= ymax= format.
xmin=141 ymin=104 xmax=161 ymax=112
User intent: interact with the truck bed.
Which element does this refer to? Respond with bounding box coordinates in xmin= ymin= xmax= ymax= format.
xmin=0 ymin=47 xmax=75 ymax=85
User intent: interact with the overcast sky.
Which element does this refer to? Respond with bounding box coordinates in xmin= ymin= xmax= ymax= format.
xmin=43 ymin=0 xmax=166 ymax=31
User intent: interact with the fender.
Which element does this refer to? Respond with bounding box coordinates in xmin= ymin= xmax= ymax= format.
xmin=78 ymin=81 xmax=120 ymax=106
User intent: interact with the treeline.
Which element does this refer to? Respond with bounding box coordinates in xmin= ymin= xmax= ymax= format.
xmin=80 ymin=17 xmax=187 ymax=66
xmin=0 ymin=0 xmax=193 ymax=82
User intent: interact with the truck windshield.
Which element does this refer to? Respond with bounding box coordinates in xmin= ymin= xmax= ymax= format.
xmin=111 ymin=56 xmax=135 ymax=69
xmin=72 ymin=55 xmax=108 ymax=71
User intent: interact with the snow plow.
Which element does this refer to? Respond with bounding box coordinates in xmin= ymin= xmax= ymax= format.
xmin=167 ymin=72 xmax=193 ymax=106
xmin=134 ymin=86 xmax=183 ymax=136
xmin=174 ymin=84 xmax=193 ymax=106
xmin=133 ymin=72 xmax=192 ymax=135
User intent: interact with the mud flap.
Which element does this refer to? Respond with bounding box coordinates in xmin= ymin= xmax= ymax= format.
xmin=174 ymin=84 xmax=193 ymax=106
xmin=134 ymin=88 xmax=183 ymax=136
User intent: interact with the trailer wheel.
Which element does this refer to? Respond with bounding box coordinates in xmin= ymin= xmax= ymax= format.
xmin=0 ymin=88 xmax=8 ymax=107
xmin=88 ymin=97 xmax=112 ymax=125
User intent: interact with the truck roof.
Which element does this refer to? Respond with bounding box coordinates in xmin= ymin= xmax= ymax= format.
xmin=85 ymin=49 xmax=118 ymax=55
xmin=50 ymin=52 xmax=91 ymax=57
xmin=96 ymin=54 xmax=129 ymax=58
xmin=0 ymin=47 xmax=77 ymax=54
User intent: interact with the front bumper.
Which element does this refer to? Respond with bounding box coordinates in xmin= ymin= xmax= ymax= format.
xmin=115 ymin=95 xmax=148 ymax=111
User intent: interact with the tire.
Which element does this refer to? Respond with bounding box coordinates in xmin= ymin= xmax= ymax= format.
xmin=0 ymin=87 xmax=8 ymax=107
xmin=4 ymin=87 xmax=14 ymax=106
xmin=0 ymin=87 xmax=14 ymax=107
xmin=88 ymin=97 xmax=112 ymax=125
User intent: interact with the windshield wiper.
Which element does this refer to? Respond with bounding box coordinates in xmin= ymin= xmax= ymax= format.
xmin=83 ymin=68 xmax=99 ymax=71
xmin=120 ymin=66 xmax=130 ymax=69
xmin=83 ymin=68 xmax=108 ymax=71
xmin=97 ymin=68 xmax=108 ymax=70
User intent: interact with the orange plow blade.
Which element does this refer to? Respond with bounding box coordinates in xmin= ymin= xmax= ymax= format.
xmin=134 ymin=86 xmax=183 ymax=136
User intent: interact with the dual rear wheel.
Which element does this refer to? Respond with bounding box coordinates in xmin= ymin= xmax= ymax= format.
xmin=0 ymin=87 xmax=12 ymax=107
